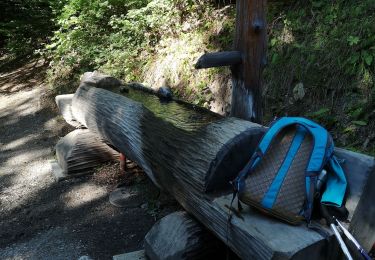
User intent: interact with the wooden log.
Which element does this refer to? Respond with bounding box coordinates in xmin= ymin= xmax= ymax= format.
xmin=55 ymin=129 xmax=119 ymax=175
xmin=195 ymin=51 xmax=242 ymax=69
xmin=71 ymin=82 xmax=265 ymax=190
xmin=68 ymin=74 xmax=375 ymax=259
xmin=69 ymin=79 xmax=328 ymax=259
xmin=55 ymin=94 xmax=84 ymax=128
xmin=144 ymin=211 xmax=228 ymax=260
xmin=80 ymin=71 xmax=123 ymax=88
xmin=230 ymin=0 xmax=267 ymax=123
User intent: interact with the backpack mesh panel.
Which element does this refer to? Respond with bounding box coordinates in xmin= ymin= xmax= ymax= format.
xmin=240 ymin=127 xmax=295 ymax=203
xmin=272 ymin=133 xmax=313 ymax=216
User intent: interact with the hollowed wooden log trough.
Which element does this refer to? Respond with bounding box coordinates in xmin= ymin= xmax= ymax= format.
xmin=58 ymin=73 xmax=375 ymax=259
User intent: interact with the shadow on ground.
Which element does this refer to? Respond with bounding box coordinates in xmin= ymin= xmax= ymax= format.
xmin=0 ymin=58 xmax=180 ymax=259
xmin=0 ymin=57 xmax=48 ymax=95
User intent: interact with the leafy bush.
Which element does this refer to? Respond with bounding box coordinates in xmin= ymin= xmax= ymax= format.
xmin=45 ymin=0 xmax=374 ymax=153
xmin=47 ymin=0 xmax=186 ymax=83
xmin=46 ymin=0 xmax=231 ymax=96
xmin=0 ymin=0 xmax=65 ymax=56
xmin=264 ymin=0 xmax=375 ymax=152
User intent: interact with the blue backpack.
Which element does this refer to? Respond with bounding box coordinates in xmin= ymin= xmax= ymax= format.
xmin=232 ymin=117 xmax=347 ymax=224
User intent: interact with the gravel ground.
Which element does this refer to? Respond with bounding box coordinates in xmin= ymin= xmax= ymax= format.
xmin=0 ymin=59 xmax=178 ymax=260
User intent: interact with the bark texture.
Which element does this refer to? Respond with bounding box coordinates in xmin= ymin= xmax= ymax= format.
xmin=56 ymin=129 xmax=119 ymax=175
xmin=71 ymin=83 xmax=264 ymax=190
xmin=145 ymin=211 xmax=226 ymax=260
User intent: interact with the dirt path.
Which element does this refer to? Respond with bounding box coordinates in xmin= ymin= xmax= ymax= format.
xmin=0 ymin=59 xmax=178 ymax=259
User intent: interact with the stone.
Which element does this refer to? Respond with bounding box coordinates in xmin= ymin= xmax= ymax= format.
xmin=293 ymin=82 xmax=305 ymax=100
xmin=109 ymin=187 xmax=143 ymax=208
xmin=157 ymin=86 xmax=172 ymax=101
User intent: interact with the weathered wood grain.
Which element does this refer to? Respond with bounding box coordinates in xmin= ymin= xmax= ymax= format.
xmin=71 ymin=83 xmax=265 ymax=190
xmin=55 ymin=129 xmax=119 ymax=175
xmin=66 ymin=73 xmax=375 ymax=259
xmin=55 ymin=94 xmax=84 ymax=128
xmin=68 ymin=78 xmax=330 ymax=259
xmin=230 ymin=0 xmax=267 ymax=123
xmin=145 ymin=211 xmax=227 ymax=260
xmin=334 ymin=148 xmax=375 ymax=251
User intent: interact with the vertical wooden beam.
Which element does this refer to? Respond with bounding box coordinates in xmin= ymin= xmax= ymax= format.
xmin=230 ymin=0 xmax=267 ymax=123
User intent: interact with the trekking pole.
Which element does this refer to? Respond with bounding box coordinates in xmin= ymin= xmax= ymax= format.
xmin=321 ymin=205 xmax=353 ymax=260
xmin=331 ymin=222 xmax=353 ymax=260
xmin=334 ymin=217 xmax=372 ymax=260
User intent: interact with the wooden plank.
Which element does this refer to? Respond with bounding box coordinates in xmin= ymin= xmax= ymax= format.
xmin=335 ymin=148 xmax=375 ymax=251
xmin=195 ymin=51 xmax=242 ymax=69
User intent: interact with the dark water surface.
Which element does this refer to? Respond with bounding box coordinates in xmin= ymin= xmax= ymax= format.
xmin=110 ymin=86 xmax=222 ymax=131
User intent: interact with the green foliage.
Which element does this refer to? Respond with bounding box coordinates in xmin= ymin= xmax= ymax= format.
xmin=265 ymin=0 xmax=375 ymax=153
xmin=0 ymin=0 xmax=65 ymax=56
xmin=307 ymin=108 xmax=330 ymax=118
xmin=46 ymin=0 xmax=195 ymax=85
xmin=352 ymin=120 xmax=367 ymax=126
xmin=46 ymin=0 xmax=229 ymax=99
xmin=4 ymin=0 xmax=373 ymax=154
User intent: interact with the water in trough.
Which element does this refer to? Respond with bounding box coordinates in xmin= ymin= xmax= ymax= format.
xmin=110 ymin=86 xmax=221 ymax=132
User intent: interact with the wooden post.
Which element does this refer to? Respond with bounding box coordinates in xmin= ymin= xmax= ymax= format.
xmin=231 ymin=0 xmax=267 ymax=123
xmin=195 ymin=0 xmax=267 ymax=123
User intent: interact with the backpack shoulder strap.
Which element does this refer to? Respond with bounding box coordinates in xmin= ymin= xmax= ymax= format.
xmin=237 ymin=117 xmax=329 ymax=182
